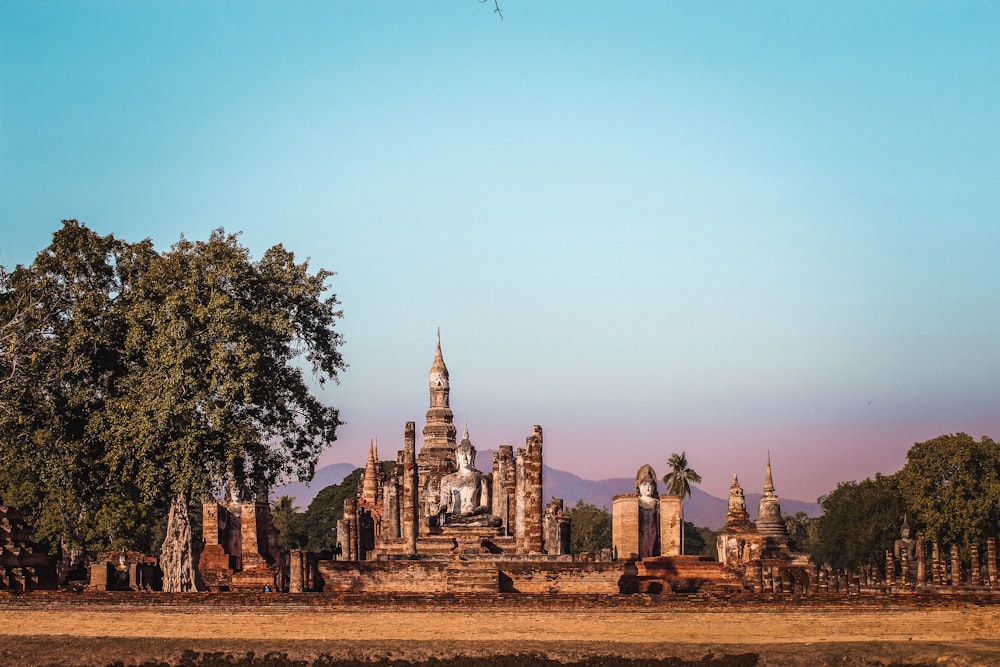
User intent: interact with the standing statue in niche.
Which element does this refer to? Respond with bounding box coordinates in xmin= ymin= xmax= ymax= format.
xmin=436 ymin=428 xmax=502 ymax=528
xmin=636 ymin=464 xmax=660 ymax=559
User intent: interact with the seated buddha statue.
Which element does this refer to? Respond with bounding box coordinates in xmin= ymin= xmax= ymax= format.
xmin=436 ymin=428 xmax=502 ymax=528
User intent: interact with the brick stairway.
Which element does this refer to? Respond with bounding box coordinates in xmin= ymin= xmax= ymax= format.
xmin=445 ymin=561 xmax=499 ymax=593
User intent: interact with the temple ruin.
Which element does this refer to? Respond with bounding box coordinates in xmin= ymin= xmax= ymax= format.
xmin=306 ymin=333 xmax=606 ymax=593
xmin=197 ymin=483 xmax=283 ymax=591
xmin=70 ymin=333 xmax=1000 ymax=598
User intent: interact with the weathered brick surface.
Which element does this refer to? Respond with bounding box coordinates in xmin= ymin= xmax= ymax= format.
xmin=520 ymin=426 xmax=544 ymax=554
xmin=499 ymin=561 xmax=622 ymax=594
xmin=318 ymin=560 xmax=449 ymax=593
xmin=660 ymin=495 xmax=682 ymax=556
xmin=612 ymin=494 xmax=639 ymax=560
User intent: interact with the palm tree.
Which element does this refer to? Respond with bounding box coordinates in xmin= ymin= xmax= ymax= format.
xmin=662 ymin=452 xmax=702 ymax=554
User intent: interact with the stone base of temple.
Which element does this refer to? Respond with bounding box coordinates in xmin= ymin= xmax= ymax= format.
xmin=371 ymin=525 xmax=518 ymax=559
xmin=619 ymin=555 xmax=746 ymax=595
xmin=229 ymin=564 xmax=279 ymax=592
xmin=315 ymin=557 xmax=624 ymax=594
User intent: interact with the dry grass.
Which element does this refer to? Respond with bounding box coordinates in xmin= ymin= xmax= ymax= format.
xmin=3 ymin=595 xmax=1000 ymax=666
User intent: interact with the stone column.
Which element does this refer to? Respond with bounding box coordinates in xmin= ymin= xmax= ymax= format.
xmin=951 ymin=543 xmax=961 ymax=586
xmin=988 ymin=538 xmax=997 ymax=586
xmin=289 ymin=550 xmax=304 ymax=593
xmin=900 ymin=548 xmax=910 ymax=584
xmin=336 ymin=518 xmax=350 ymax=561
xmin=542 ymin=498 xmax=564 ymax=555
xmin=492 ymin=445 xmax=515 ymax=535
xmin=916 ymin=532 xmax=926 ymax=586
xmin=88 ymin=562 xmax=110 ymax=591
xmin=400 ymin=422 xmax=419 ymax=555
xmin=521 ymin=425 xmax=544 ymax=554
xmin=885 ymin=550 xmax=895 ymax=587
xmin=612 ymin=494 xmax=639 ymax=560
xmin=240 ymin=498 xmax=268 ymax=569
xmin=932 ymin=542 xmax=942 ymax=585
xmin=971 ymin=544 xmax=981 ymax=586
xmin=202 ymin=502 xmax=221 ymax=546
xmin=382 ymin=463 xmax=401 ymax=541
xmin=659 ymin=495 xmax=682 ymax=557
xmin=343 ymin=498 xmax=358 ymax=561
xmin=514 ymin=447 xmax=526 ymax=552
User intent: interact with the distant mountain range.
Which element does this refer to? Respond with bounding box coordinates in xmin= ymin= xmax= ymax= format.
xmin=273 ymin=451 xmax=820 ymax=531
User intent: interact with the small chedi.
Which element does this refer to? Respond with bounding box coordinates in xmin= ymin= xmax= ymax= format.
xmin=0 ymin=503 xmax=55 ymax=591
xmin=714 ymin=455 xmax=813 ymax=593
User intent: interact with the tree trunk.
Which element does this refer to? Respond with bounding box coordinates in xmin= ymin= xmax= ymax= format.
xmin=160 ymin=493 xmax=199 ymax=592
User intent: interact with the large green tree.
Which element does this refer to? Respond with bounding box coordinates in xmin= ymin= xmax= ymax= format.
xmin=298 ymin=467 xmax=365 ymax=553
xmin=0 ymin=222 xmax=153 ymax=562
xmin=564 ymin=500 xmax=612 ymax=555
xmin=812 ymin=473 xmax=906 ymax=571
xmin=0 ymin=222 xmax=345 ymax=590
xmin=102 ymin=229 xmax=344 ymax=589
xmin=897 ymin=433 xmax=1000 ymax=549
xmin=783 ymin=510 xmax=816 ymax=554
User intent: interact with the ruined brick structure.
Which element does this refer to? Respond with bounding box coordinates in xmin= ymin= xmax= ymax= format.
xmin=88 ymin=550 xmax=161 ymax=591
xmin=0 ymin=504 xmax=55 ymax=591
xmin=332 ymin=333 xmax=561 ymax=562
xmin=198 ymin=485 xmax=283 ymax=591
xmin=314 ymin=333 xmax=574 ymax=591
xmin=714 ymin=455 xmax=812 ymax=591
xmin=611 ymin=465 xmax=683 ymax=560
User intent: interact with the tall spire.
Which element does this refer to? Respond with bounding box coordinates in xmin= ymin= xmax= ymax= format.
xmin=763 ymin=450 xmax=775 ymax=496
xmin=756 ymin=452 xmax=788 ymax=538
xmin=360 ymin=437 xmax=382 ymax=511
xmin=422 ymin=329 xmax=457 ymax=453
xmin=429 ymin=327 xmax=449 ymax=389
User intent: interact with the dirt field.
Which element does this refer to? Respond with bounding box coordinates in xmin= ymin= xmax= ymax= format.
xmin=2 ymin=594 xmax=1000 ymax=666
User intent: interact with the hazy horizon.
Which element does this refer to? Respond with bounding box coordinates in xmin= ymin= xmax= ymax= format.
xmin=3 ymin=2 xmax=997 ymax=502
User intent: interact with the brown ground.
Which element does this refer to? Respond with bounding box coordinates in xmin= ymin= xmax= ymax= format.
xmin=2 ymin=594 xmax=1000 ymax=666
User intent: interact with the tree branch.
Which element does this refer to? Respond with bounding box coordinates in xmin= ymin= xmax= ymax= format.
xmin=480 ymin=0 xmax=503 ymax=20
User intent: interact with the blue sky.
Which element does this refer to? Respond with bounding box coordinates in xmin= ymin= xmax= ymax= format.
xmin=2 ymin=2 xmax=998 ymax=502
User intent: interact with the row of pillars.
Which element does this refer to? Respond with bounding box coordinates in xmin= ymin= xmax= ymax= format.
xmin=886 ymin=537 xmax=998 ymax=587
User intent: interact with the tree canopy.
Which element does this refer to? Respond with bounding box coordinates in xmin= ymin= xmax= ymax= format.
xmin=897 ymin=433 xmax=1000 ymax=548
xmin=564 ymin=500 xmax=611 ymax=555
xmin=812 ymin=473 xmax=906 ymax=571
xmin=0 ymin=221 xmax=345 ymax=578
xmin=298 ymin=466 xmax=366 ymax=553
